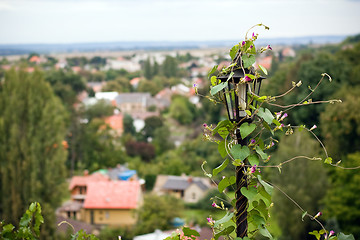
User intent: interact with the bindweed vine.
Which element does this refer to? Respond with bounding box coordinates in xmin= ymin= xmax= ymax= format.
xmin=171 ymin=24 xmax=358 ymax=240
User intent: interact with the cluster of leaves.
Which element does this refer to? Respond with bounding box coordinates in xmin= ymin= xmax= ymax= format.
xmin=0 ymin=203 xmax=43 ymax=240
xmin=191 ymin=24 xmax=356 ymax=240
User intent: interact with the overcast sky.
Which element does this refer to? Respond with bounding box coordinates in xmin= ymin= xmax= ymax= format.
xmin=0 ymin=0 xmax=359 ymax=44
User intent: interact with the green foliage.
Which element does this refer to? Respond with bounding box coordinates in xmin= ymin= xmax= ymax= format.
xmin=135 ymin=194 xmax=184 ymax=235
xmin=45 ymin=69 xmax=86 ymax=108
xmin=270 ymin=131 xmax=327 ymax=240
xmin=169 ymin=95 xmax=197 ymax=125
xmin=0 ymin=69 xmax=68 ymax=239
xmin=98 ymin=226 xmax=134 ymax=240
xmin=0 ymin=202 xmax=43 ymax=240
xmin=102 ymin=76 xmax=132 ymax=92
xmin=75 ymin=118 xmax=126 ymax=171
xmin=142 ymin=116 xmax=164 ymax=139
xmin=320 ymin=86 xmax=360 ymax=159
xmin=162 ymin=56 xmax=178 ymax=78
xmin=83 ymin=99 xmax=114 ymax=121
xmin=323 ymin=152 xmax=360 ymax=238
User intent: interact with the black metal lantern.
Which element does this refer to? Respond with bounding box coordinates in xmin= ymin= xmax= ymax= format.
xmin=217 ymin=62 xmax=265 ymax=238
xmin=217 ymin=68 xmax=264 ymax=124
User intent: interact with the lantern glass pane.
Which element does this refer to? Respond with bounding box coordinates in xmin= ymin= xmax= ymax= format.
xmin=238 ymin=83 xmax=247 ymax=118
xmin=224 ymin=82 xmax=236 ymax=121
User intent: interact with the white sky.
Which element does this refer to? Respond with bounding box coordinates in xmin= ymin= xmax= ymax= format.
xmin=0 ymin=0 xmax=359 ymax=44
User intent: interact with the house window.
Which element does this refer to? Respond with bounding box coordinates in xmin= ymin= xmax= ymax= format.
xmin=90 ymin=210 xmax=94 ymax=224
xmin=192 ymin=193 xmax=196 ymax=200
xmin=105 ymin=211 xmax=110 ymax=219
xmin=67 ymin=211 xmax=71 ymax=218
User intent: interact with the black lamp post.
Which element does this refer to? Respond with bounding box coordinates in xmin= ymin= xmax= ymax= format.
xmin=217 ymin=61 xmax=264 ymax=238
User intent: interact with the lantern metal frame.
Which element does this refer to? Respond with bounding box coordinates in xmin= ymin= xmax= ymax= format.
xmin=217 ymin=63 xmax=265 ymax=238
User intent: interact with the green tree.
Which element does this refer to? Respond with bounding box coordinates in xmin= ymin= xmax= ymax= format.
xmin=169 ymin=95 xmax=196 ymax=125
xmin=76 ymin=119 xmax=125 ymax=171
xmin=142 ymin=116 xmax=163 ymax=139
xmin=323 ymin=152 xmax=360 ymax=238
xmin=143 ymin=57 xmax=153 ymax=80
xmin=137 ymin=79 xmax=161 ymax=96
xmin=152 ymin=126 xmax=175 ymax=155
xmin=320 ymin=86 xmax=360 ymax=159
xmin=135 ymin=194 xmax=184 ymax=235
xmin=162 ymin=55 xmax=178 ymax=78
xmin=123 ymin=114 xmax=136 ymax=136
xmin=45 ymin=70 xmax=86 ymax=108
xmin=102 ymin=77 xmax=131 ymax=92
xmin=269 ymin=131 xmax=327 ymax=240
xmin=0 ymin=69 xmax=68 ymax=239
xmin=83 ymin=100 xmax=114 ymax=121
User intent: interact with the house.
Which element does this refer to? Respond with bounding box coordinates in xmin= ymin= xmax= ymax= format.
xmin=115 ymin=92 xmax=154 ymax=113
xmin=255 ymin=55 xmax=272 ymax=71
xmin=56 ymin=200 xmax=83 ymax=221
xmin=82 ymin=181 xmax=142 ymax=226
xmin=105 ymin=58 xmax=141 ymax=72
xmin=153 ymin=175 xmax=213 ymax=203
xmin=104 ymin=113 xmax=124 ymax=136
xmin=68 ymin=172 xmax=110 ymax=203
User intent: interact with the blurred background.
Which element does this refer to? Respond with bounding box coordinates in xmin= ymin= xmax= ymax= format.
xmin=0 ymin=0 xmax=359 ymax=239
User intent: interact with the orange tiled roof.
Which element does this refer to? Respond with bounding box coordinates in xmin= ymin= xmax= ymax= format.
xmin=83 ymin=181 xmax=140 ymax=209
xmin=104 ymin=114 xmax=123 ymax=132
xmin=68 ymin=173 xmax=109 ymax=190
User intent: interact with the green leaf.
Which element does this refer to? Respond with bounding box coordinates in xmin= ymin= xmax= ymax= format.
xmin=2 ymin=223 xmax=15 ymax=233
xmin=257 ymin=107 xmax=274 ymax=125
xmin=230 ymin=44 xmax=240 ymax=60
xmin=248 ymin=154 xmax=259 ymax=166
xmin=302 ymin=211 xmax=307 ymax=221
xmin=325 ymin=157 xmax=333 ymax=164
xmin=208 ymin=65 xmax=218 ymax=79
xmin=255 ymin=146 xmax=268 ymax=160
xmin=217 ymin=140 xmax=227 ymax=159
xmin=210 ymin=82 xmax=227 ymax=96
xmin=214 ymin=226 xmax=235 ymax=240
xmin=241 ymin=186 xmax=257 ymax=201
xmin=183 ymin=227 xmax=200 ymax=238
xmin=255 ymin=199 xmax=269 ymax=220
xmin=258 ymin=225 xmax=274 ymax=239
xmin=309 ymin=230 xmax=321 ymax=240
xmin=29 ymin=202 xmax=36 ymax=212
xmin=239 ymin=123 xmax=256 ymax=139
xmin=262 ymin=121 xmax=274 ymax=135
xmin=211 ymin=75 xmax=218 ymax=86
xmin=214 ymin=212 xmax=234 ymax=227
xmin=213 ymin=158 xmax=229 ymax=177
xmin=218 ymin=176 xmax=236 ymax=193
xmin=257 ymin=186 xmax=272 ymax=207
xmin=337 ymin=232 xmax=355 ymax=240
xmin=227 ymin=71 xmax=235 ymax=81
xmin=252 ymin=212 xmax=266 ymax=226
xmin=243 ymin=54 xmax=256 ymax=68
xmin=259 ymin=64 xmax=268 ymax=75
xmin=257 ymin=175 xmax=273 ymax=195
xmin=230 ymin=145 xmax=250 ymax=161
xmin=19 ymin=212 xmax=31 ymax=227
xmin=212 ymin=120 xmax=233 ymax=135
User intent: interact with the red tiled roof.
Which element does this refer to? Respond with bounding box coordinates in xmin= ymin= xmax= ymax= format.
xmin=104 ymin=114 xmax=123 ymax=131
xmin=130 ymin=77 xmax=141 ymax=86
xmin=83 ymin=181 xmax=140 ymax=209
xmin=68 ymin=173 xmax=109 ymax=190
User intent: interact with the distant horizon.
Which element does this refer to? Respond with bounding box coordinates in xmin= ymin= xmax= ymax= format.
xmin=0 ymin=34 xmax=352 ymax=46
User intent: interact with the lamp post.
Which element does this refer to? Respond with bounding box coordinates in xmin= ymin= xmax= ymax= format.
xmin=217 ymin=60 xmax=263 ymax=238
